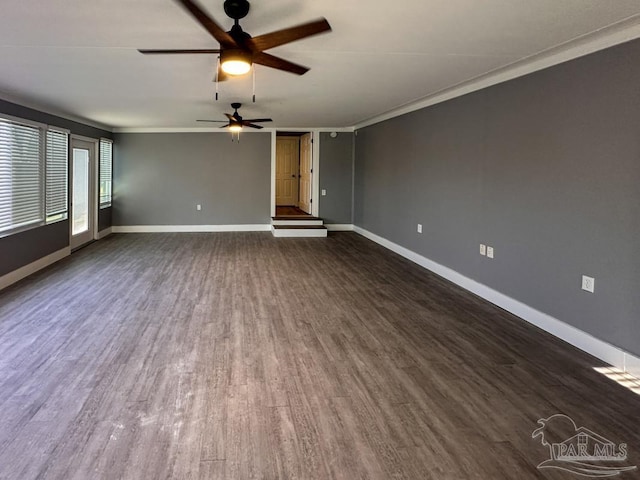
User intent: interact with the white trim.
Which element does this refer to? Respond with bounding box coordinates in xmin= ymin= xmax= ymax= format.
xmin=0 ymin=91 xmax=113 ymax=132
xmin=274 ymin=127 xmax=355 ymax=133
xmin=272 ymin=219 xmax=323 ymax=226
xmin=70 ymin=136 xmax=99 ymax=250
xmin=270 ymin=131 xmax=277 ymax=218
xmin=97 ymin=227 xmax=112 ymax=239
xmin=112 ymin=224 xmax=271 ymax=233
xmin=354 ymin=16 xmax=640 ymax=130
xmin=325 ymin=224 xmax=354 ymax=231
xmin=271 ymin=129 xmax=323 ymax=218
xmin=0 ymin=247 xmax=70 ymax=291
xmin=625 ymin=355 xmax=640 ymax=379
xmin=311 ymin=132 xmax=320 ymax=218
xmin=113 ymin=126 xmax=356 ymax=134
xmin=47 ymin=125 xmax=70 ymax=135
xmin=353 ymin=226 xmax=640 ymax=372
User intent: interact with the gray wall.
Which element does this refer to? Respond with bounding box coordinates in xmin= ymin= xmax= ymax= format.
xmin=113 ymin=132 xmax=271 ymax=225
xmin=354 ymin=38 xmax=640 ymax=357
xmin=0 ymin=99 xmax=113 ymax=277
xmin=319 ymin=132 xmax=354 ymax=224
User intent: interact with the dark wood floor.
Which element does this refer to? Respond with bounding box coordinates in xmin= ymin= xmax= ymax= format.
xmin=0 ymin=232 xmax=638 ymax=479
xmin=275 ymin=206 xmax=311 ymax=217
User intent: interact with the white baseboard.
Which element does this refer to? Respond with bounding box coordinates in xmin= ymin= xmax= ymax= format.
xmin=325 ymin=224 xmax=354 ymax=231
xmin=112 ymin=224 xmax=272 ymax=233
xmin=0 ymin=247 xmax=70 ymax=291
xmin=97 ymin=227 xmax=112 ymax=239
xmin=353 ymin=226 xmax=639 ymax=373
xmin=624 ymin=355 xmax=640 ymax=379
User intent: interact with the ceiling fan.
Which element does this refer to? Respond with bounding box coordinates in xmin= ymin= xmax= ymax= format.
xmin=197 ymin=103 xmax=272 ymax=131
xmin=139 ymin=0 xmax=332 ymax=79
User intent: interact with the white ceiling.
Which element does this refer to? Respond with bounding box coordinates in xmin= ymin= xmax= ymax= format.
xmin=1 ymin=0 xmax=640 ymax=130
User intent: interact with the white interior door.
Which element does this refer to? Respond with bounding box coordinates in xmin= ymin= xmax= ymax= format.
xmin=70 ymin=138 xmax=97 ymax=249
xmin=275 ymin=136 xmax=300 ymax=206
xmin=299 ymin=133 xmax=312 ymax=214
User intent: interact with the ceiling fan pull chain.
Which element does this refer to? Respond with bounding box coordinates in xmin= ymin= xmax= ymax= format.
xmin=252 ymin=67 xmax=256 ymax=103
xmin=215 ymin=56 xmax=220 ymax=101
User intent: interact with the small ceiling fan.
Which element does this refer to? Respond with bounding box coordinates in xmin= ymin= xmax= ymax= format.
xmin=139 ymin=0 xmax=332 ymax=79
xmin=197 ymin=103 xmax=272 ymax=131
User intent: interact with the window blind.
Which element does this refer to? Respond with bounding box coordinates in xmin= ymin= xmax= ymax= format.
xmin=0 ymin=118 xmax=43 ymax=234
xmin=45 ymin=129 xmax=68 ymax=221
xmin=99 ymin=138 xmax=112 ymax=208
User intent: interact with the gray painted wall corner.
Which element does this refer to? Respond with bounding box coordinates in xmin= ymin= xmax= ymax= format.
xmin=353 ymin=37 xmax=640 ymax=357
xmin=318 ymin=132 xmax=355 ymax=224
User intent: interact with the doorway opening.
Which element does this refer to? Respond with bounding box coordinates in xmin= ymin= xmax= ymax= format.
xmin=275 ymin=131 xmax=313 ymax=216
xmin=70 ymin=136 xmax=98 ymax=250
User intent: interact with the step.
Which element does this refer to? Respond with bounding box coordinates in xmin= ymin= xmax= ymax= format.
xmin=271 ymin=216 xmax=324 ymax=226
xmin=271 ymin=225 xmax=328 ymax=238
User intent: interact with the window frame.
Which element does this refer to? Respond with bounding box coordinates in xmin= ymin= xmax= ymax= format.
xmin=0 ymin=113 xmax=70 ymax=238
xmin=99 ymin=137 xmax=113 ymax=209
xmin=45 ymin=126 xmax=71 ymax=224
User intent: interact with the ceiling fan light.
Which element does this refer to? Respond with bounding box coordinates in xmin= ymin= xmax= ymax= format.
xmin=229 ymin=123 xmax=243 ymax=132
xmin=220 ymin=49 xmax=252 ymax=75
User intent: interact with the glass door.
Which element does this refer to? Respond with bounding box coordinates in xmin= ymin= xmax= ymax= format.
xmin=70 ymin=138 xmax=97 ymax=249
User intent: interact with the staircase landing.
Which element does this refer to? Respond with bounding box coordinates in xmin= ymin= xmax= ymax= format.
xmin=271 ymin=207 xmax=327 ymax=237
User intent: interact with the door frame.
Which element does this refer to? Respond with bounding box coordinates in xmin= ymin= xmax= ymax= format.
xmin=270 ymin=130 xmax=320 ymax=218
xmin=69 ymin=134 xmax=99 ymax=250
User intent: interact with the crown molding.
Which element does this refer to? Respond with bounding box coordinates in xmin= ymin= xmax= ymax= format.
xmin=353 ymin=15 xmax=640 ymax=130
xmin=112 ymin=126 xmax=355 ymax=133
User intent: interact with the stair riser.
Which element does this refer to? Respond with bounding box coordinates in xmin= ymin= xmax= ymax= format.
xmin=272 ymin=228 xmax=328 ymax=238
xmin=272 ymin=220 xmax=324 ymax=226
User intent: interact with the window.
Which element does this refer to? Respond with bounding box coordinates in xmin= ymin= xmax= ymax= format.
xmin=45 ymin=129 xmax=69 ymax=223
xmin=0 ymin=115 xmax=69 ymax=236
xmin=99 ymin=138 xmax=112 ymax=208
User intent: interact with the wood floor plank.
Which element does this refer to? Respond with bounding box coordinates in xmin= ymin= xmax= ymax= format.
xmin=0 ymin=232 xmax=639 ymax=479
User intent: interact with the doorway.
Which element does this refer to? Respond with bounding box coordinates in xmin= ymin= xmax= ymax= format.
xmin=275 ymin=132 xmax=313 ymax=214
xmin=70 ymin=137 xmax=97 ymax=250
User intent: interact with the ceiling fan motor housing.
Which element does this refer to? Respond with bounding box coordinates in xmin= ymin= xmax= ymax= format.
xmin=138 ymin=0 xmax=331 ymax=77
xmin=224 ymin=0 xmax=250 ymax=20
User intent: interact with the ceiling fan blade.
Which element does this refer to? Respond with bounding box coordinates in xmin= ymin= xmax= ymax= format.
xmin=174 ymin=0 xmax=236 ymax=47
xmin=244 ymin=123 xmax=264 ymax=129
xmin=253 ymin=52 xmax=309 ymax=75
xmin=196 ymin=120 xmax=227 ymax=123
xmin=243 ymin=118 xmax=272 ymax=123
xmin=219 ymin=124 xmax=230 ymax=129
xmin=248 ymin=18 xmax=331 ymax=52
xmin=138 ymin=49 xmax=221 ymax=54
xmin=224 ymin=113 xmax=238 ymax=121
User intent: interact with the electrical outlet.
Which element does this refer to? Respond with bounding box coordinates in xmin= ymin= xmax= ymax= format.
xmin=417 ymin=224 xmax=422 ymax=234
xmin=321 ymin=189 xmax=326 ymax=196
xmin=196 ymin=204 xmax=201 ymax=211
xmin=480 ymin=244 xmax=486 ymax=256
xmin=486 ymin=246 xmax=494 ymax=259
xmin=582 ymin=275 xmax=595 ymax=293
